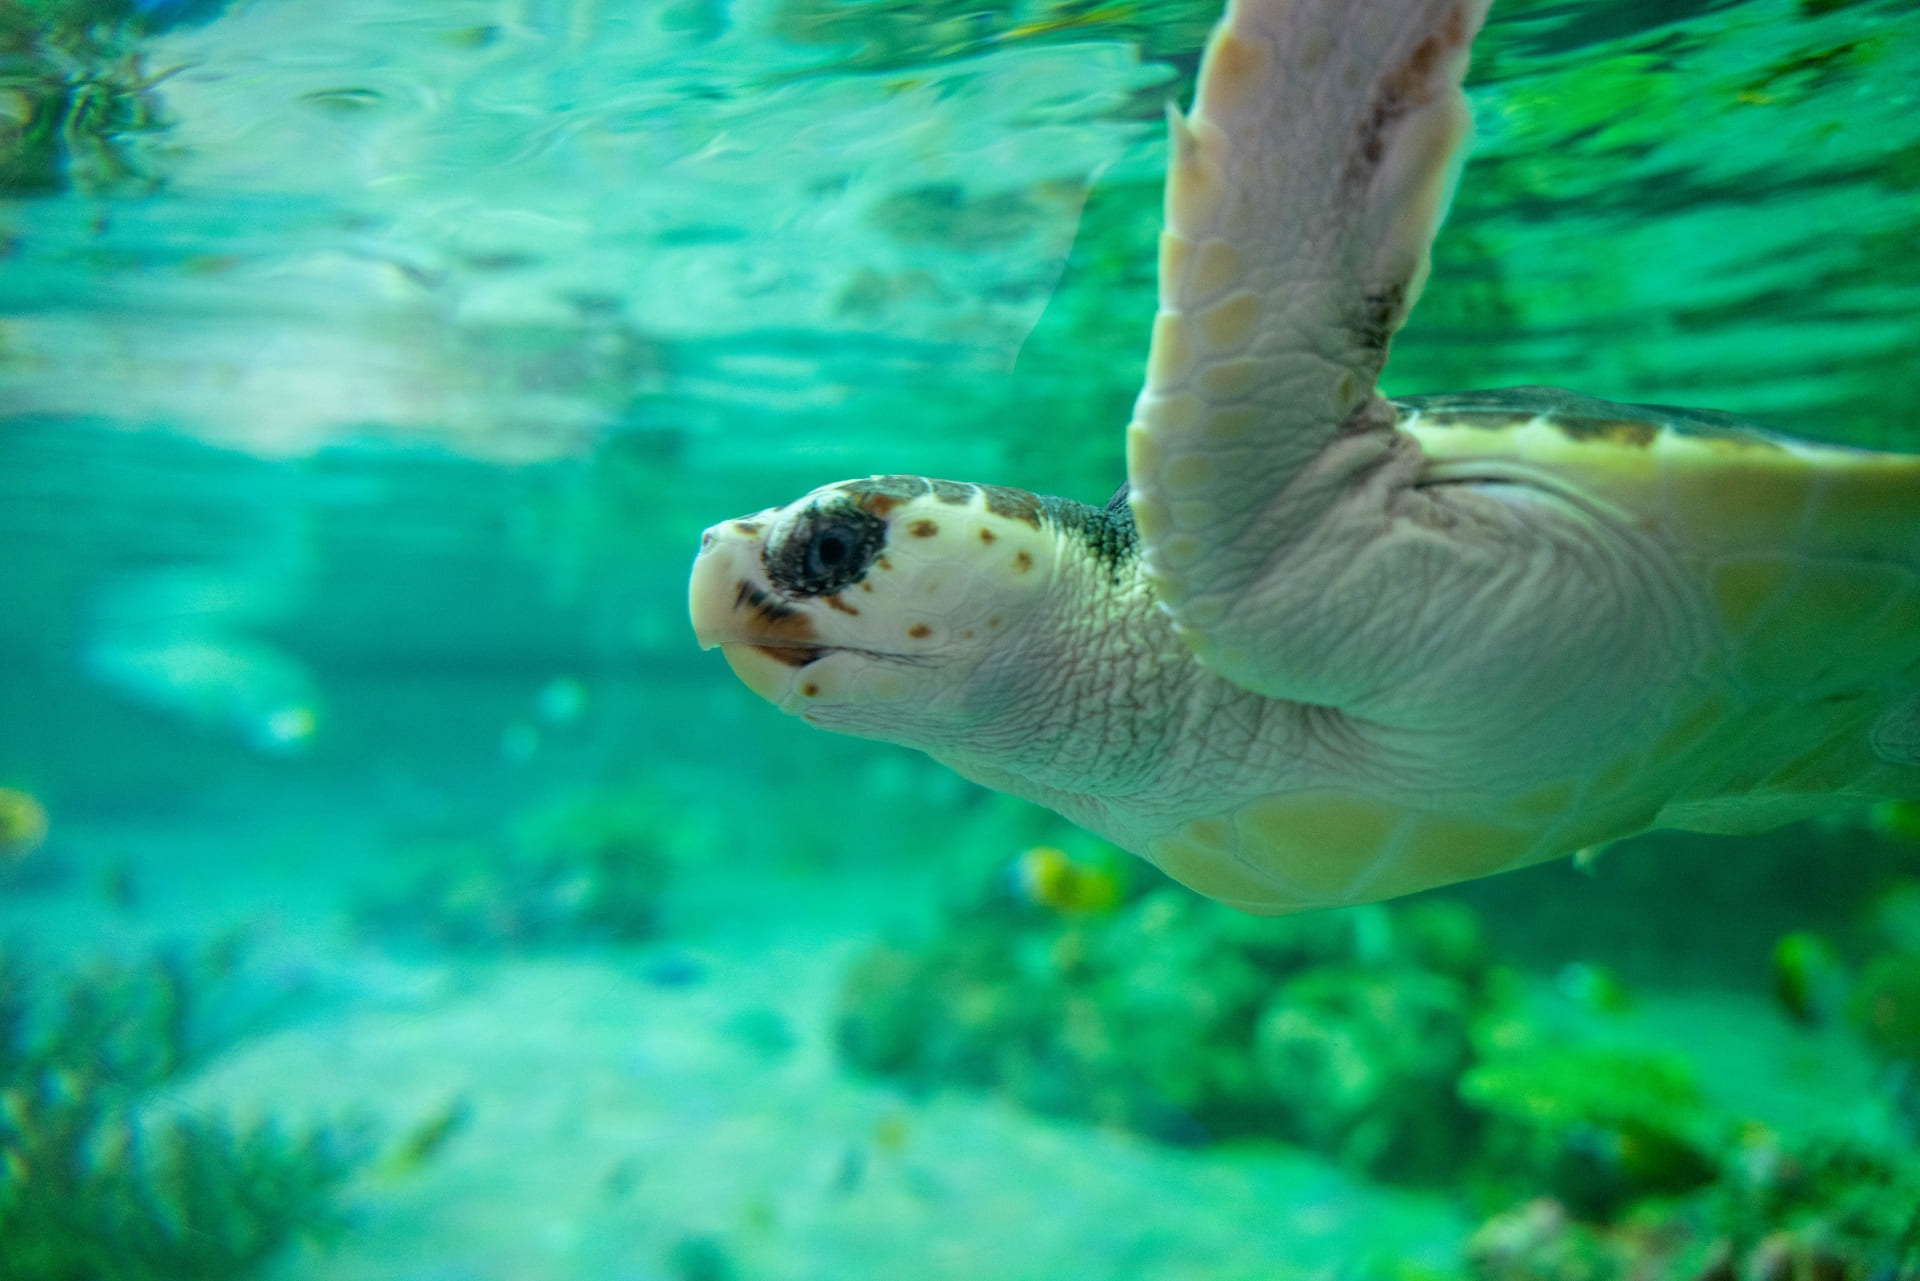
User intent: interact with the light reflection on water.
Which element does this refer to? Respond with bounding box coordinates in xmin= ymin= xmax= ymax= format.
xmin=3 ymin=0 xmax=1917 ymax=472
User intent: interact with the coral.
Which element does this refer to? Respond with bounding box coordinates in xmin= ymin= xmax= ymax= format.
xmin=0 ymin=944 xmax=364 ymax=1281
xmin=835 ymin=850 xmax=1920 ymax=1263
xmin=356 ymin=790 xmax=673 ymax=951
xmin=835 ymin=872 xmax=1498 ymax=1174
xmin=1460 ymin=1044 xmax=1720 ymax=1219
xmin=1466 ymin=1133 xmax=1920 ymax=1281
xmin=1258 ymin=960 xmax=1481 ymax=1178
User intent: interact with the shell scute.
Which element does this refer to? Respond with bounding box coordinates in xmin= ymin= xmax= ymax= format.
xmin=1233 ymin=791 xmax=1401 ymax=902
xmin=1357 ymin=812 xmax=1538 ymax=903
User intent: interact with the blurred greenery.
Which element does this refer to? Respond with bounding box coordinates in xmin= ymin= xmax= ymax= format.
xmin=1467 ymin=1134 xmax=1920 ymax=1281
xmin=1461 ymin=1044 xmax=1719 ymax=1217
xmin=0 ymin=943 xmax=365 ymax=1281
xmin=839 ymin=852 xmax=1920 ymax=1272
xmin=837 ymin=867 xmax=1500 ymax=1174
xmin=0 ymin=0 xmax=1918 ymax=1274
xmin=770 ymin=0 xmax=1219 ymax=89
xmin=355 ymin=788 xmax=679 ymax=951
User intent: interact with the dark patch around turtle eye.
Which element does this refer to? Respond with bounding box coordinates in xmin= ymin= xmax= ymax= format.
xmin=765 ymin=502 xmax=887 ymax=597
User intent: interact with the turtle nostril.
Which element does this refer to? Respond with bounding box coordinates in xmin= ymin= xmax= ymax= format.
xmin=700 ymin=530 xmax=718 ymax=551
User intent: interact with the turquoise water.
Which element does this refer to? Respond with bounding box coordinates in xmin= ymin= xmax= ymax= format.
xmin=3 ymin=1 xmax=1920 ymax=1278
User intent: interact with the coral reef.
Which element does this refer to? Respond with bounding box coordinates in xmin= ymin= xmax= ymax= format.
xmin=0 ymin=943 xmax=365 ymax=1281
xmin=1467 ymin=1133 xmax=1920 ymax=1281
xmin=1759 ymin=877 xmax=1920 ymax=1138
xmin=1460 ymin=868 xmax=1920 ymax=1280
xmin=1460 ymin=1042 xmax=1719 ymax=1219
xmin=837 ymin=850 xmax=1920 ymax=1281
xmin=836 ymin=867 xmax=1498 ymax=1175
xmin=356 ymin=790 xmax=673 ymax=951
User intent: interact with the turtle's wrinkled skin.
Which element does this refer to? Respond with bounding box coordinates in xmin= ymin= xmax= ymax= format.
xmin=689 ymin=0 xmax=1920 ymax=914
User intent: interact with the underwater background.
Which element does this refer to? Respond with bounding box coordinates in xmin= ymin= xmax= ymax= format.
xmin=3 ymin=0 xmax=1920 ymax=1277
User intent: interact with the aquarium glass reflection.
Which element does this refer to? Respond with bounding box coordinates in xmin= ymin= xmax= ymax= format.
xmin=2 ymin=0 xmax=1919 ymax=1278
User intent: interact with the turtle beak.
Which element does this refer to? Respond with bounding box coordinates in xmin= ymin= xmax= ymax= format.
xmin=688 ymin=523 xmax=744 ymax=652
xmin=690 ymin=517 xmax=822 ymax=708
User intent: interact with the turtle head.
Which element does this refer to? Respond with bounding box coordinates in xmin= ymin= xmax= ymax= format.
xmin=689 ymin=475 xmax=1065 ymax=748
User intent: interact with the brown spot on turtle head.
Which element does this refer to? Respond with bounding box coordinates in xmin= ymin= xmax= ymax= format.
xmin=734 ymin=580 xmax=818 ymax=644
xmin=824 ymin=594 xmax=859 ymax=616
xmin=908 ymin=519 xmax=938 ymax=538
xmin=755 ymin=645 xmax=818 ymax=668
xmin=978 ymin=528 xmax=997 ymax=545
xmin=732 ymin=521 xmax=763 ymax=536
xmin=908 ymin=623 xmax=931 ymax=639
xmin=801 ymin=682 xmax=820 ymax=698
xmin=1012 ymin=550 xmax=1033 ymax=573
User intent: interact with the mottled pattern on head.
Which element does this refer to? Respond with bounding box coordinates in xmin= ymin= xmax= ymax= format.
xmin=797 ymin=475 xmax=1139 ymax=580
xmin=1040 ymin=485 xmax=1138 ymax=581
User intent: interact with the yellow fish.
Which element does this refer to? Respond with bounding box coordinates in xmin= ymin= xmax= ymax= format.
xmin=1011 ymin=845 xmax=1123 ymax=915
xmin=0 ymin=788 xmax=48 ymax=862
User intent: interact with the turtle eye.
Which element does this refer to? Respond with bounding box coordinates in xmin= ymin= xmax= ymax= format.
xmin=807 ymin=525 xmax=854 ymax=578
xmin=765 ymin=502 xmax=886 ymax=597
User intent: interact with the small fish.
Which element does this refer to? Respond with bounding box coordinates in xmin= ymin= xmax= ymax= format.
xmin=1010 ymin=845 xmax=1123 ymax=915
xmin=385 ymin=1096 xmax=472 ymax=1174
xmin=0 ymin=788 xmax=48 ymax=862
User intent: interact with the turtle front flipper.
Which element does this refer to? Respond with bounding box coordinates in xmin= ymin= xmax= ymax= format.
xmin=1127 ymin=0 xmax=1489 ymax=688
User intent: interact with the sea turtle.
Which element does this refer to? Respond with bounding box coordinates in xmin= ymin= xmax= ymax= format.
xmin=688 ymin=0 xmax=1920 ymax=914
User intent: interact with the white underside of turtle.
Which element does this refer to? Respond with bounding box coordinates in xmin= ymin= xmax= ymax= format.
xmin=688 ymin=0 xmax=1920 ymax=914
